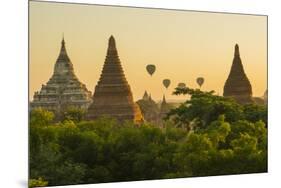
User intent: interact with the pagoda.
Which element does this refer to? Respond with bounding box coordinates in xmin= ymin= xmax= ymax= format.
xmin=223 ymin=44 xmax=253 ymax=104
xmin=31 ymin=38 xmax=92 ymax=115
xmin=160 ymin=95 xmax=170 ymax=116
xmin=137 ymin=92 xmax=159 ymax=122
xmin=86 ymin=36 xmax=143 ymax=123
xmin=142 ymin=90 xmax=149 ymax=101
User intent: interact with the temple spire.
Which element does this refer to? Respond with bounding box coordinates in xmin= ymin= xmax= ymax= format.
xmin=143 ymin=90 xmax=149 ymax=100
xmin=234 ymin=44 xmax=240 ymax=56
xmin=223 ymin=44 xmax=253 ymax=104
xmin=54 ymin=38 xmax=73 ymax=75
xmin=59 ymin=37 xmax=67 ymax=57
xmin=159 ymin=94 xmax=170 ymax=121
xmin=106 ymin=35 xmax=118 ymax=58
xmin=86 ymin=36 xmax=143 ymax=123
xmin=109 ymin=35 xmax=116 ymax=48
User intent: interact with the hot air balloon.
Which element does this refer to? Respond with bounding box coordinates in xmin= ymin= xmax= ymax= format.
xmin=163 ymin=79 xmax=171 ymax=89
xmin=177 ymin=82 xmax=186 ymax=88
xmin=196 ymin=77 xmax=204 ymax=88
xmin=146 ymin=64 xmax=156 ymax=76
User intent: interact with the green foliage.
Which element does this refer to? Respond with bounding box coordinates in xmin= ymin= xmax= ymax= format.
xmin=29 ymin=177 xmax=48 ymax=188
xmin=199 ymin=115 xmax=231 ymax=148
xmin=29 ymin=89 xmax=267 ymax=186
xmin=168 ymin=87 xmax=267 ymax=129
xmin=62 ymin=107 xmax=86 ymax=123
xmin=168 ymin=88 xmax=244 ymax=129
xmin=30 ymin=108 xmax=54 ymax=127
xmin=243 ymin=104 xmax=267 ymax=125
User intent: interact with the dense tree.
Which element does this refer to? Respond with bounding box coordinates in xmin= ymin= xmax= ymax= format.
xmin=29 ymin=88 xmax=267 ymax=187
xmin=30 ymin=108 xmax=54 ymax=127
xmin=243 ymin=103 xmax=267 ymax=125
xmin=168 ymin=87 xmax=267 ymax=129
xmin=167 ymin=87 xmax=244 ymax=130
xmin=62 ymin=107 xmax=86 ymax=123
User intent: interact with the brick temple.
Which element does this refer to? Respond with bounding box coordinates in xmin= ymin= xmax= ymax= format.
xmin=223 ymin=44 xmax=253 ymax=104
xmin=86 ymin=36 xmax=143 ymax=123
xmin=30 ymin=38 xmax=92 ymax=114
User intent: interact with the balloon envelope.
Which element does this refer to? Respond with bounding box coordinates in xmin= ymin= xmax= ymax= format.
xmin=196 ymin=77 xmax=204 ymax=87
xmin=163 ymin=79 xmax=171 ymax=89
xmin=177 ymin=82 xmax=186 ymax=88
xmin=146 ymin=64 xmax=156 ymax=76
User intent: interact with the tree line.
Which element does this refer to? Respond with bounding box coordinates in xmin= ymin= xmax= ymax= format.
xmin=29 ymin=88 xmax=267 ymax=187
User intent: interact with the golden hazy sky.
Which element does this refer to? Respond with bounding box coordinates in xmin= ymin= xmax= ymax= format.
xmin=29 ymin=1 xmax=267 ymax=101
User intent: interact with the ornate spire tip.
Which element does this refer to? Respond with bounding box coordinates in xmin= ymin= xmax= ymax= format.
xmin=109 ymin=35 xmax=115 ymax=44
xmin=108 ymin=35 xmax=116 ymax=50
xmin=61 ymin=33 xmax=65 ymax=45
xmin=235 ymin=44 xmax=239 ymax=56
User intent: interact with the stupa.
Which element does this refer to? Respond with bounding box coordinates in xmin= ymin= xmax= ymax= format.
xmin=160 ymin=95 xmax=170 ymax=116
xmin=31 ymin=38 xmax=92 ymax=115
xmin=223 ymin=44 xmax=253 ymax=104
xmin=86 ymin=36 xmax=143 ymax=123
xmin=137 ymin=92 xmax=159 ymax=122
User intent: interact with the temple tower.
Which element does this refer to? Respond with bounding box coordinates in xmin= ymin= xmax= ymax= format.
xmin=159 ymin=95 xmax=171 ymax=118
xmin=137 ymin=92 xmax=159 ymax=123
xmin=86 ymin=36 xmax=143 ymax=123
xmin=142 ymin=90 xmax=149 ymax=101
xmin=223 ymin=44 xmax=253 ymax=104
xmin=31 ymin=38 xmax=92 ymax=115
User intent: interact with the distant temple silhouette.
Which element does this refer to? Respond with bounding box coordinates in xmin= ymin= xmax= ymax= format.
xmin=31 ymin=36 xmax=263 ymax=123
xmin=136 ymin=92 xmax=175 ymax=125
xmin=86 ymin=36 xmax=143 ymax=122
xmin=137 ymin=91 xmax=159 ymax=122
xmin=159 ymin=95 xmax=170 ymax=119
xmin=223 ymin=44 xmax=253 ymax=104
xmin=142 ymin=90 xmax=149 ymax=101
xmin=30 ymin=38 xmax=92 ymax=115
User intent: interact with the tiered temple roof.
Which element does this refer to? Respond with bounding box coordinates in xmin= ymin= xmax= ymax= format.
xmin=31 ymin=38 xmax=92 ymax=114
xmin=86 ymin=36 xmax=143 ymax=123
xmin=223 ymin=44 xmax=253 ymax=104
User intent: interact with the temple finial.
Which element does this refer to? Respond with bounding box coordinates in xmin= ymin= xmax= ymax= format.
xmin=109 ymin=35 xmax=116 ymax=49
xmin=61 ymin=33 xmax=65 ymax=46
xmin=106 ymin=35 xmax=118 ymax=56
xmin=57 ymin=33 xmax=69 ymax=61
xmin=235 ymin=44 xmax=239 ymax=56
